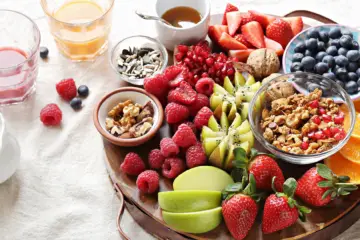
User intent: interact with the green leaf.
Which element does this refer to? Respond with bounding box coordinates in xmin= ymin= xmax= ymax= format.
xmin=342 ymin=186 xmax=358 ymax=191
xmin=250 ymin=148 xmax=258 ymax=159
xmin=231 ymin=168 xmax=245 ymax=183
xmin=271 ymin=176 xmax=277 ymax=193
xmin=331 ymin=191 xmax=337 ymax=199
xmin=339 ymin=190 xmax=350 ymax=196
xmin=232 ymin=160 xmax=248 ymax=169
xmin=317 ymin=180 xmax=334 ymax=188
xmin=298 ymin=205 xmax=312 ymax=214
xmin=338 ymin=175 xmax=350 ymax=182
xmin=225 ymin=193 xmax=236 ymax=201
xmin=298 ymin=211 xmax=306 ymax=222
xmin=225 ymin=182 xmax=243 ymax=193
xmin=322 ymin=189 xmax=333 ymax=199
xmin=283 ymin=178 xmax=297 ymax=198
xmin=287 ymin=198 xmax=295 ymax=208
xmin=316 ymin=164 xmax=333 ymax=180
xmin=234 ymin=147 xmax=247 ymax=162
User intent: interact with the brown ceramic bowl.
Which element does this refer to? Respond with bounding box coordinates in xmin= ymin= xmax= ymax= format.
xmin=93 ymin=87 xmax=164 ymax=147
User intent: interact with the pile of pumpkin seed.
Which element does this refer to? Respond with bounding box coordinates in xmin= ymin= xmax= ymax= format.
xmin=116 ymin=47 xmax=163 ymax=80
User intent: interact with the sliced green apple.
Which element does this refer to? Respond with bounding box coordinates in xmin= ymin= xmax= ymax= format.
xmin=214 ymin=101 xmax=229 ymax=119
xmin=208 ymin=115 xmax=221 ymax=132
xmin=220 ymin=112 xmax=229 ymax=130
xmin=237 ymin=130 xmax=254 ymax=147
xmin=213 ymin=83 xmax=229 ymax=95
xmin=227 ymin=103 xmax=237 ymax=122
xmin=210 ymin=93 xmax=223 ymax=111
xmin=229 ymin=113 xmax=241 ymax=130
xmin=209 ymin=136 xmax=229 ymax=168
xmin=244 ymin=72 xmax=256 ymax=85
xmin=223 ymin=76 xmax=235 ymax=95
xmin=203 ymin=137 xmax=223 ymax=156
xmin=240 ymin=102 xmax=250 ymax=120
xmin=234 ymin=120 xmax=251 ymax=135
xmin=201 ymin=126 xmax=225 ymax=141
xmin=234 ymin=71 xmax=246 ymax=87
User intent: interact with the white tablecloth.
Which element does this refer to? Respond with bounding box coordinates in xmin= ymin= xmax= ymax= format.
xmin=0 ymin=0 xmax=360 ymax=239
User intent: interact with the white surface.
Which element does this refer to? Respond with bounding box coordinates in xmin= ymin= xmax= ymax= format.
xmin=1 ymin=0 xmax=360 ymax=240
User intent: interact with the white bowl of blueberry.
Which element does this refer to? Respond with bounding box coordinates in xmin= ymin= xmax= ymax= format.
xmin=283 ymin=24 xmax=360 ymax=101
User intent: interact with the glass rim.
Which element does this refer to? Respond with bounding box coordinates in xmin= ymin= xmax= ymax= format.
xmin=0 ymin=9 xmax=41 ymax=71
xmin=40 ymin=0 xmax=115 ymax=27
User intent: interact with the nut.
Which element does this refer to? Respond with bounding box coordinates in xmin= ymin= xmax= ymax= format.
xmin=246 ymin=49 xmax=280 ymax=80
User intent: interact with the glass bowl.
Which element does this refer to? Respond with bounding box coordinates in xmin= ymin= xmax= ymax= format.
xmin=249 ymin=73 xmax=356 ymax=165
xmin=110 ymin=35 xmax=168 ymax=86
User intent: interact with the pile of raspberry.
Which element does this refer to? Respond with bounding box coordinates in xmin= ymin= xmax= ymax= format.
xmin=121 ymin=122 xmax=210 ymax=194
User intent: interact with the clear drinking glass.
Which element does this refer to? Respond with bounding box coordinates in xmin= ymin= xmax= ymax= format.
xmin=41 ymin=0 xmax=114 ymax=61
xmin=0 ymin=10 xmax=40 ymax=105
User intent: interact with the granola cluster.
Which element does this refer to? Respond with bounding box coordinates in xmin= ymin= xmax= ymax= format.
xmin=261 ymin=88 xmax=346 ymax=155
xmin=106 ymin=100 xmax=154 ymax=138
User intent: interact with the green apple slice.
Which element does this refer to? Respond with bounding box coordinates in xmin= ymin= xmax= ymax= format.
xmin=223 ymin=141 xmax=251 ymax=170
xmin=227 ymin=103 xmax=237 ymax=122
xmin=234 ymin=120 xmax=251 ymax=135
xmin=234 ymin=71 xmax=246 ymax=87
xmin=203 ymin=137 xmax=223 ymax=156
xmin=250 ymin=81 xmax=261 ymax=92
xmin=162 ymin=207 xmax=222 ymax=234
xmin=239 ymin=141 xmax=250 ymax=154
xmin=223 ymin=76 xmax=235 ymax=95
xmin=240 ymin=102 xmax=250 ymax=120
xmin=210 ymin=94 xmax=223 ymax=111
xmin=158 ymin=190 xmax=221 ymax=213
xmin=229 ymin=113 xmax=242 ymax=131
xmin=214 ymin=101 xmax=229 ymax=119
xmin=244 ymin=73 xmax=256 ymax=86
xmin=220 ymin=112 xmax=229 ymax=131
xmin=208 ymin=115 xmax=221 ymax=132
xmin=173 ymin=166 xmax=234 ymax=191
xmin=237 ymin=131 xmax=254 ymax=147
xmin=213 ymin=84 xmax=228 ymax=95
xmin=201 ymin=126 xmax=225 ymax=141
xmin=209 ymin=136 xmax=229 ymax=168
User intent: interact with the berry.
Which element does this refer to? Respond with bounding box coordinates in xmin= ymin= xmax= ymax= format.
xmin=329 ymin=28 xmax=342 ymax=39
xmin=165 ymin=102 xmax=189 ymax=124
xmin=144 ymin=74 xmax=168 ymax=99
xmin=70 ymin=97 xmax=82 ymax=110
xmin=314 ymin=130 xmax=325 ymax=140
xmin=40 ymin=46 xmax=49 ymax=59
xmin=290 ymin=62 xmax=302 ymax=72
xmin=347 ymin=62 xmax=358 ymax=72
xmin=309 ymin=100 xmax=319 ymax=108
xmin=177 ymin=45 xmax=188 ymax=53
xmin=187 ymin=93 xmax=209 ymax=117
xmin=319 ymin=107 xmax=326 ymax=115
xmin=234 ymin=34 xmax=254 ymax=48
xmin=162 ymin=157 xmax=186 ymax=179
xmin=340 ymin=35 xmax=353 ymax=49
xmin=336 ymin=67 xmax=348 ymax=80
xmin=301 ymin=141 xmax=309 ymax=150
xmin=346 ymin=50 xmax=360 ymax=62
xmin=164 ymin=65 xmax=185 ymax=88
xmin=335 ymin=55 xmax=349 ymax=67
xmin=315 ymin=51 xmax=327 ymax=62
xmin=338 ymin=47 xmax=348 ymax=56
xmin=221 ymin=3 xmax=238 ymax=25
xmin=194 ymin=106 xmax=213 ymax=130
xmin=305 ymin=38 xmax=318 ymax=51
xmin=345 ymin=81 xmax=358 ymax=94
xmin=40 ymin=103 xmax=62 ymax=126
xmin=294 ymin=42 xmax=306 ymax=53
xmin=195 ymin=77 xmax=215 ymax=96
xmin=317 ymin=41 xmax=326 ymax=51
xmin=266 ymin=19 xmax=293 ymax=48
xmin=148 ymin=149 xmax=165 ymax=169
xmin=329 ymin=38 xmax=341 ymax=48
xmin=312 ymin=115 xmax=321 ymax=124
xmin=306 ymin=29 xmax=320 ymax=39
xmin=120 ymin=152 xmax=146 ymax=176
xmin=172 ymin=121 xmax=197 ymax=135
xmin=323 ymin=127 xmax=332 ymax=137
xmin=167 ymin=81 xmax=197 ymax=105
xmin=77 ymin=85 xmax=89 ymax=97
xmin=341 ymin=29 xmax=353 ymax=38
xmin=322 ymin=114 xmax=332 ymax=122
xmin=160 ymin=138 xmax=180 ymax=157
xmin=334 ymin=129 xmax=346 ymax=141
xmin=356 ymin=68 xmax=360 ymax=77
xmin=352 ymin=41 xmax=359 ymax=50
xmin=301 ymin=56 xmax=316 ymax=70
xmin=314 ymin=62 xmax=329 ymax=74
xmin=348 ymin=72 xmax=358 ymax=81
xmin=172 ymin=123 xmax=197 ymax=148
xmin=319 ymin=31 xmax=329 ymax=43
xmin=292 ymin=53 xmax=304 ymax=62
xmin=136 ymin=170 xmax=159 ymax=194
xmin=242 ymin=21 xmax=266 ymax=48
xmin=205 ymin=57 xmax=215 ymax=66
xmin=186 ymin=143 xmax=207 ymax=168
xmin=326 ymin=46 xmax=338 ymax=56
xmin=323 ymin=72 xmax=336 ymax=80
xmin=322 ymin=55 xmax=335 ymax=68
xmin=56 ymin=78 xmax=77 ymax=101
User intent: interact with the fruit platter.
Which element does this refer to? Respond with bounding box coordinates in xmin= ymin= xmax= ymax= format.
xmin=93 ymin=3 xmax=360 ymax=240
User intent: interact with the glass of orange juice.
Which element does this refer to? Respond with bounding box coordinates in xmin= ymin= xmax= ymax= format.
xmin=41 ymin=0 xmax=114 ymax=61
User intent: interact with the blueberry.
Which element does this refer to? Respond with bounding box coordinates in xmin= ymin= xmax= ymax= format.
xmin=345 ymin=81 xmax=359 ymax=94
xmin=340 ymin=35 xmax=353 ymax=49
xmin=308 ymin=83 xmax=320 ymax=92
xmin=341 ymin=29 xmax=353 ymax=39
xmin=356 ymin=68 xmax=360 ymax=77
xmin=78 ymin=85 xmax=89 ymax=97
xmin=336 ymin=67 xmax=348 ymax=81
xmin=315 ymin=51 xmax=327 ymax=62
xmin=346 ymin=50 xmax=360 ymax=62
xmin=320 ymin=80 xmax=332 ymax=90
xmin=70 ymin=97 xmax=82 ymax=110
xmin=323 ymin=72 xmax=336 ymax=80
xmin=317 ymin=41 xmax=325 ymax=51
xmin=347 ymin=62 xmax=358 ymax=72
xmin=319 ymin=31 xmax=329 ymax=43
xmin=352 ymin=41 xmax=359 ymax=50
xmin=357 ymin=78 xmax=360 ymax=88
xmin=333 ymin=65 xmax=340 ymax=73
xmin=306 ymin=29 xmax=320 ymax=39
xmin=338 ymin=47 xmax=348 ymax=56
xmin=329 ymin=28 xmax=342 ymax=39
xmin=301 ymin=56 xmax=316 ymax=70
xmin=348 ymin=72 xmax=358 ymax=81
xmin=294 ymin=42 xmax=306 ymax=53
xmin=314 ymin=62 xmax=329 ymax=74
xmin=336 ymin=80 xmax=345 ymax=88
xmin=292 ymin=53 xmax=304 ymax=62
xmin=329 ymin=39 xmax=341 ymax=48
xmin=305 ymin=38 xmax=318 ymax=51
xmin=322 ymin=55 xmax=335 ymax=68
xmin=305 ymin=49 xmax=315 ymax=57
xmin=326 ymin=46 xmax=338 ymax=56
xmin=40 ymin=47 xmax=49 ymax=59
xmin=335 ymin=55 xmax=349 ymax=67
xmin=290 ymin=62 xmax=302 ymax=72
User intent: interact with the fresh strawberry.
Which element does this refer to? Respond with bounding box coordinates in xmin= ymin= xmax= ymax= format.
xmin=264 ymin=36 xmax=284 ymax=56
xmin=232 ymin=148 xmax=285 ymax=191
xmin=239 ymin=13 xmax=256 ymax=28
xmin=228 ymin=49 xmax=255 ymax=62
xmin=241 ymin=21 xmax=265 ymax=48
xmin=295 ymin=164 xmax=358 ymax=207
xmin=208 ymin=25 xmax=229 ymax=44
xmin=262 ymin=178 xmax=311 ymax=234
xmin=218 ymin=32 xmax=248 ymax=50
xmin=222 ymin=3 xmax=238 ymax=25
xmin=266 ymin=18 xmax=294 ymax=48
xmin=234 ymin=34 xmax=254 ymax=48
xmin=222 ymin=174 xmax=260 ymax=240
xmin=226 ymin=11 xmax=242 ymax=36
xmin=248 ymin=10 xmax=276 ymax=28
xmin=283 ymin=17 xmax=304 ymax=35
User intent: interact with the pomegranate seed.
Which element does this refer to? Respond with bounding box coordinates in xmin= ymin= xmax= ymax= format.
xmin=312 ymin=115 xmax=321 ymax=125
xmin=205 ymin=58 xmax=214 ymax=66
xmin=197 ymin=56 xmax=204 ymax=63
xmin=200 ymin=51 xmax=209 ymax=58
xmin=216 ymin=70 xmax=221 ymax=77
xmin=194 ymin=46 xmax=202 ymax=55
xmin=322 ymin=114 xmax=332 ymax=123
xmin=334 ymin=115 xmax=344 ymax=124
xmin=188 ymin=72 xmax=194 ymax=79
xmin=301 ymin=142 xmax=309 ymax=150
xmin=230 ymin=57 xmax=238 ymax=62
xmin=227 ymin=68 xmax=235 ymax=76
xmin=214 ymin=62 xmax=223 ymax=70
xmin=177 ymin=45 xmax=188 ymax=53
xmin=309 ymin=100 xmax=319 ymax=109
xmin=308 ymin=131 xmax=315 ymax=139
xmin=208 ymin=67 xmax=215 ymax=75
xmin=187 ymin=51 xmax=194 ymax=58
xmin=201 ymin=72 xmax=208 ymax=78
xmin=314 ymin=131 xmax=325 ymax=140
xmin=334 ymin=129 xmax=346 ymax=141
xmin=194 ymin=75 xmax=200 ymax=82
xmin=221 ymin=66 xmax=227 ymax=74
xmin=323 ymin=128 xmax=332 ymax=137
xmin=175 ymin=52 xmax=184 ymax=61
xmin=330 ymin=127 xmax=340 ymax=136
xmin=184 ymin=57 xmax=191 ymax=64
xmin=319 ymin=108 xmax=326 ymax=115
xmin=202 ymin=64 xmax=208 ymax=71
xmin=192 ymin=55 xmax=197 ymax=62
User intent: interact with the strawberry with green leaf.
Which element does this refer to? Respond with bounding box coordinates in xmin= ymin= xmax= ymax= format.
xmin=262 ymin=177 xmax=311 ymax=234
xmin=295 ymin=164 xmax=358 ymax=207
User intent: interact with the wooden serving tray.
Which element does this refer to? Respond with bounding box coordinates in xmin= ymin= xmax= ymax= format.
xmin=103 ymin=11 xmax=360 ymax=240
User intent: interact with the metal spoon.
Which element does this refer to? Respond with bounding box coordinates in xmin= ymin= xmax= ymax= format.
xmin=135 ymin=10 xmax=171 ymax=26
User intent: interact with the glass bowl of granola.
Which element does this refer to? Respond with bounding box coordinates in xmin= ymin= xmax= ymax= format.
xmin=249 ymin=73 xmax=356 ymax=164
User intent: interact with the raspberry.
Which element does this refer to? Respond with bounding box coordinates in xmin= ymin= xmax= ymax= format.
xmin=167 ymin=81 xmax=197 ymax=105
xmin=136 ymin=170 xmax=159 ymax=194
xmin=56 ymin=78 xmax=77 ymax=101
xmin=172 ymin=121 xmax=197 ymax=135
xmin=165 ymin=102 xmax=189 ymax=124
xmin=148 ymin=149 xmax=165 ymax=169
xmin=186 ymin=143 xmax=207 ymax=168
xmin=40 ymin=104 xmax=63 ymax=126
xmin=162 ymin=158 xmax=186 ymax=179
xmin=164 ymin=65 xmax=186 ymax=88
xmin=172 ymin=123 xmax=197 ymax=148
xmin=160 ymin=138 xmax=179 ymax=157
xmin=195 ymin=78 xmax=215 ymax=96
xmin=144 ymin=74 xmax=168 ymax=99
xmin=188 ymin=93 xmax=209 ymax=117
xmin=120 ymin=152 xmax=146 ymax=176
xmin=194 ymin=107 xmax=213 ymax=130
